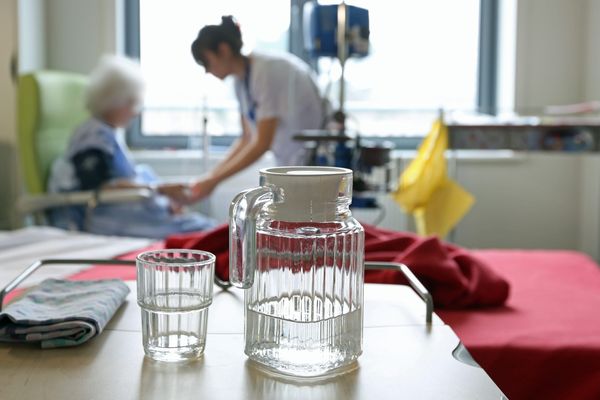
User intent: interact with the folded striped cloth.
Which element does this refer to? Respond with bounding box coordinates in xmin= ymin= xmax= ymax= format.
xmin=0 ymin=279 xmax=129 ymax=348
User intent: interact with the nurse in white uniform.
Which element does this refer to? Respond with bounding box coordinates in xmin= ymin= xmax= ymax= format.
xmin=188 ymin=16 xmax=326 ymax=201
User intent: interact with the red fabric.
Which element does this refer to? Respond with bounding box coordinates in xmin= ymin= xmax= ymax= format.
xmin=166 ymin=224 xmax=230 ymax=281
xmin=362 ymin=225 xmax=509 ymax=308
xmin=165 ymin=223 xmax=510 ymax=308
xmin=438 ymin=250 xmax=600 ymax=400
xmin=66 ymin=242 xmax=164 ymax=281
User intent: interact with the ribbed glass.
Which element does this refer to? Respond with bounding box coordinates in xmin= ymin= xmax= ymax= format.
xmin=246 ymin=219 xmax=364 ymax=376
xmin=136 ymin=249 xmax=215 ymax=362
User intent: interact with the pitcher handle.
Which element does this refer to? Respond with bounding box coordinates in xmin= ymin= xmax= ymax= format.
xmin=229 ymin=186 xmax=273 ymax=288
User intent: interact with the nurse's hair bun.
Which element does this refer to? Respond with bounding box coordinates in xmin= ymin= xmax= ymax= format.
xmin=221 ymin=16 xmax=241 ymax=40
xmin=191 ymin=15 xmax=244 ymax=65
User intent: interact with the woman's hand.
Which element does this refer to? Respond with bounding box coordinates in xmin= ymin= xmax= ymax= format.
xmin=190 ymin=176 xmax=219 ymax=202
xmin=157 ymin=183 xmax=192 ymax=203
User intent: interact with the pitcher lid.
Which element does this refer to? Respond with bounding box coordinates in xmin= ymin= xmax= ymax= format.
xmin=258 ymin=166 xmax=353 ymax=222
xmin=260 ymin=166 xmax=352 ymax=177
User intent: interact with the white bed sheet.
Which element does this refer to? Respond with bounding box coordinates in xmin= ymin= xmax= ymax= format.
xmin=0 ymin=227 xmax=153 ymax=289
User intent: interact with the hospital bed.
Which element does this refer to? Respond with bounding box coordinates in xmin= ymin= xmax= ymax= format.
xmin=0 ymin=227 xmax=505 ymax=399
xmin=1 ymin=227 xmax=599 ymax=399
xmin=438 ymin=249 xmax=600 ymax=400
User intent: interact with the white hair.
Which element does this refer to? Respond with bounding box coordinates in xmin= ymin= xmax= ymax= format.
xmin=86 ymin=55 xmax=144 ymax=116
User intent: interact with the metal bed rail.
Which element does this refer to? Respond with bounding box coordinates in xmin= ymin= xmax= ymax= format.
xmin=0 ymin=259 xmax=135 ymax=312
xmin=1 ymin=259 xmax=433 ymax=324
xmin=365 ymin=261 xmax=433 ymax=325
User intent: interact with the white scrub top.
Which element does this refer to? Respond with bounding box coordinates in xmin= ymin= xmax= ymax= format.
xmin=234 ymin=51 xmax=326 ymax=166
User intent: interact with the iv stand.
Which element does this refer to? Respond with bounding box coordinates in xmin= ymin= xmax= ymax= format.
xmin=335 ymin=2 xmax=348 ymax=132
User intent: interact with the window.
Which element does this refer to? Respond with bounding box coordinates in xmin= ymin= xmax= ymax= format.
xmin=126 ymin=0 xmax=493 ymax=148
xmin=126 ymin=0 xmax=290 ymax=148
xmin=316 ymin=0 xmax=481 ymax=135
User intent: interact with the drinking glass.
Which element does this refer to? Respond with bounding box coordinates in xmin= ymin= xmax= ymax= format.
xmin=136 ymin=249 xmax=215 ymax=362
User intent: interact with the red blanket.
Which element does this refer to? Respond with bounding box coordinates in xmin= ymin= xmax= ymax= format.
xmin=438 ymin=249 xmax=600 ymax=400
xmin=166 ymin=224 xmax=510 ymax=308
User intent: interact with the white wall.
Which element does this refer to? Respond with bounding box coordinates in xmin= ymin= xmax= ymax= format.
xmin=18 ymin=0 xmax=46 ymax=72
xmin=0 ymin=0 xmax=21 ymax=229
xmin=18 ymin=0 xmax=122 ymax=73
xmin=584 ymin=0 xmax=600 ymax=101
xmin=455 ymin=153 xmax=582 ymax=250
xmin=45 ymin=0 xmax=121 ymax=74
xmin=0 ymin=0 xmax=18 ymax=139
xmin=0 ymin=0 xmax=18 ymax=145
xmin=514 ymin=0 xmax=588 ymax=110
xmin=579 ymin=155 xmax=600 ymax=259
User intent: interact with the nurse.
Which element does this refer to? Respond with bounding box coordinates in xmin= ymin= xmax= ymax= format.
xmin=188 ymin=16 xmax=327 ymax=201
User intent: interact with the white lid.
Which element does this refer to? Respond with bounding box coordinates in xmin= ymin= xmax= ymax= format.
xmin=260 ymin=166 xmax=353 ymax=222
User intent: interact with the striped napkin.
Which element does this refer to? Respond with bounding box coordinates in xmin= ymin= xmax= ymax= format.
xmin=0 ymin=279 xmax=129 ymax=348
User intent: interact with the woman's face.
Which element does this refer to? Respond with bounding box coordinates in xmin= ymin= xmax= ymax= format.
xmin=202 ymin=43 xmax=235 ymax=80
xmin=105 ymin=100 xmax=139 ymax=128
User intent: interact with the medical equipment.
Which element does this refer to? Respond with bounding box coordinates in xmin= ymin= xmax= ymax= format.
xmin=297 ymin=2 xmax=392 ymax=211
xmin=229 ymin=167 xmax=365 ymax=377
xmin=304 ymin=3 xmax=369 ymax=59
xmin=304 ymin=1 xmax=369 ymax=115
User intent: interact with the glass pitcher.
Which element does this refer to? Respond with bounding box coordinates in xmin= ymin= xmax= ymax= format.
xmin=229 ymin=166 xmax=365 ymax=377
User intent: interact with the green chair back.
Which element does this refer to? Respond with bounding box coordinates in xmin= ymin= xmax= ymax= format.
xmin=18 ymin=71 xmax=89 ymax=194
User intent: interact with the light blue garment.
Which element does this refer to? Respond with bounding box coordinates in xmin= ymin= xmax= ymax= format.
xmin=48 ymin=118 xmax=215 ymax=238
xmin=66 ymin=118 xmax=137 ymax=180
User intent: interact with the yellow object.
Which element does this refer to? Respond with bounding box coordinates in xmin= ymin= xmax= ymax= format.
xmin=392 ymin=118 xmax=474 ymax=237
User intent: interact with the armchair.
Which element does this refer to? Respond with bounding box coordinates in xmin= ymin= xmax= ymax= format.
xmin=17 ymin=71 xmax=151 ymax=229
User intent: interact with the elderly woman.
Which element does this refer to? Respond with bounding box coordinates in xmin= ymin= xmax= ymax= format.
xmin=48 ymin=55 xmax=215 ymax=238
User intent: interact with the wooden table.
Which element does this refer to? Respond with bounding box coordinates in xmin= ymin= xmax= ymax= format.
xmin=0 ymin=283 xmax=505 ymax=400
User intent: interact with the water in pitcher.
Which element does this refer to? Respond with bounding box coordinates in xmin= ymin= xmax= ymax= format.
xmin=245 ymin=221 xmax=364 ymax=376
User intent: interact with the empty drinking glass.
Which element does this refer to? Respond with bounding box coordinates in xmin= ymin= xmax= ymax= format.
xmin=136 ymin=249 xmax=215 ymax=362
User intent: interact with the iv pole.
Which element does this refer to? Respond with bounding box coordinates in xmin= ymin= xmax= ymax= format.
xmin=335 ymin=2 xmax=348 ymax=133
